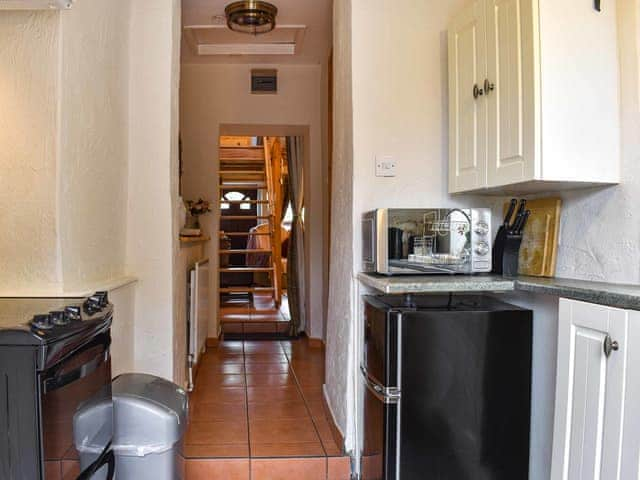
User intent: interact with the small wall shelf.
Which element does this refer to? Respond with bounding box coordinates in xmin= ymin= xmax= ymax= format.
xmin=179 ymin=235 xmax=210 ymax=245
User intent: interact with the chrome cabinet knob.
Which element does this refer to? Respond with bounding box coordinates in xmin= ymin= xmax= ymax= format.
xmin=604 ymin=335 xmax=619 ymax=357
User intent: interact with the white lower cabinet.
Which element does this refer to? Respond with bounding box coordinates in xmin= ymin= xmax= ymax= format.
xmin=551 ymin=298 xmax=640 ymax=480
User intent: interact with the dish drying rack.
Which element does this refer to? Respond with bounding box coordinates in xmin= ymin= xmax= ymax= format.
xmin=407 ymin=215 xmax=471 ymax=265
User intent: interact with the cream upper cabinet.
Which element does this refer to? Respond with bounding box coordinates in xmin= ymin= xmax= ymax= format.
xmin=448 ymin=0 xmax=621 ymax=194
xmin=551 ymin=298 xmax=639 ymax=480
xmin=448 ymin=0 xmax=487 ymax=192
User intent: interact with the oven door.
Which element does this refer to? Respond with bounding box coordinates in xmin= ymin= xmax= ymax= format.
xmin=40 ymin=330 xmax=113 ymax=480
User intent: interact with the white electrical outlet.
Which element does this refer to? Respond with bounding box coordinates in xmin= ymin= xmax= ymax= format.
xmin=375 ymin=155 xmax=396 ymax=177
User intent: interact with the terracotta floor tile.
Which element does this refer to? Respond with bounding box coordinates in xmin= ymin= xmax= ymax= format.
xmin=244 ymin=343 xmax=285 ymax=354
xmin=215 ymin=342 xmax=244 ymax=355
xmin=248 ymin=400 xmax=310 ymax=420
xmin=247 ymin=386 xmax=304 ymax=403
xmin=190 ymin=402 xmax=246 ymax=423
xmin=61 ymin=461 xmax=80 ymax=480
xmin=328 ymin=456 xmax=351 ymax=480
xmin=250 ymin=417 xmax=320 ymax=445
xmin=244 ymin=353 xmax=289 ymax=364
xmin=185 ymin=458 xmax=250 ymax=480
xmin=198 ymin=363 xmax=245 ymax=375
xmin=313 ymin=417 xmax=343 ymax=456
xmin=185 ymin=420 xmax=248 ymax=445
xmin=190 ymin=387 xmax=246 ymax=405
xmin=197 ymin=374 xmax=245 ymax=388
xmin=203 ymin=353 xmax=245 ymax=364
xmin=244 ymin=363 xmax=290 ymax=374
xmin=45 ymin=462 xmax=61 ymax=480
xmin=300 ymin=385 xmax=325 ymax=402
xmin=251 ymin=441 xmax=325 ymax=458
xmin=251 ymin=457 xmax=326 ymax=480
xmin=183 ymin=444 xmax=250 ymax=459
xmin=245 ymin=373 xmax=295 ymax=387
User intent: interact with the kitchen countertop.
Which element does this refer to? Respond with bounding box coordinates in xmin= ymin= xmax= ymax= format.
xmin=358 ymin=272 xmax=640 ymax=311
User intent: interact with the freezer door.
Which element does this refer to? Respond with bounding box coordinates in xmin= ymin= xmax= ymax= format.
xmin=363 ymin=299 xmax=400 ymax=388
xmin=360 ymin=371 xmax=399 ymax=480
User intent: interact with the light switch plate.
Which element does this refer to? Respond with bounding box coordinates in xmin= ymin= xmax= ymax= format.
xmin=375 ymin=155 xmax=396 ymax=177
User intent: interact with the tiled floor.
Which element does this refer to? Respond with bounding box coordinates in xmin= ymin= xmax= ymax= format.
xmin=183 ymin=338 xmax=351 ymax=480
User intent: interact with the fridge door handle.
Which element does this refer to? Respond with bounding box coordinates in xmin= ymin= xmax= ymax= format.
xmin=360 ymin=365 xmax=401 ymax=404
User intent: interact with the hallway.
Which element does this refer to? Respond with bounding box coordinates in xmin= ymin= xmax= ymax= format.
xmin=183 ymin=338 xmax=350 ymax=479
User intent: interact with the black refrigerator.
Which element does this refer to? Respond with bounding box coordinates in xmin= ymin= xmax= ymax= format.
xmin=360 ymin=295 xmax=533 ymax=480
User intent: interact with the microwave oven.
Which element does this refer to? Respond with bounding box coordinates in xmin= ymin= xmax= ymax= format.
xmin=362 ymin=208 xmax=492 ymax=275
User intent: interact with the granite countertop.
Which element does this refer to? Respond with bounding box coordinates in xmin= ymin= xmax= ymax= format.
xmin=357 ymin=272 xmax=640 ymax=311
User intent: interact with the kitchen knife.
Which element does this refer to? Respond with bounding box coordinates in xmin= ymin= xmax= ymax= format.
xmin=503 ymin=199 xmax=518 ymax=228
xmin=510 ymin=199 xmax=527 ymax=231
xmin=514 ymin=210 xmax=531 ymax=235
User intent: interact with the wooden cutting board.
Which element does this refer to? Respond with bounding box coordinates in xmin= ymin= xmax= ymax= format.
xmin=504 ymin=197 xmax=561 ymax=277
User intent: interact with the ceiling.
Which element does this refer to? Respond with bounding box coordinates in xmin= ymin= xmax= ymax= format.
xmin=181 ymin=0 xmax=333 ymax=65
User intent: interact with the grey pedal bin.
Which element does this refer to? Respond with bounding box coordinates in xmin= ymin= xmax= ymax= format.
xmin=74 ymin=373 xmax=188 ymax=479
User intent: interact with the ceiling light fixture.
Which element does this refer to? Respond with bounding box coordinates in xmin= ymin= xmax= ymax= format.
xmin=225 ymin=1 xmax=278 ymax=35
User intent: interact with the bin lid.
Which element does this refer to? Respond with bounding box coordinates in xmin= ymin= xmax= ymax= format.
xmin=111 ymin=373 xmax=189 ymax=457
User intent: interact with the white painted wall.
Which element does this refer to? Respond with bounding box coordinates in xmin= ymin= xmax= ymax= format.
xmin=127 ymin=0 xmax=182 ymax=382
xmin=325 ymin=0 xmax=355 ymax=447
xmin=110 ymin=281 xmax=137 ymax=377
xmin=0 ymin=12 xmax=61 ymax=294
xmin=180 ymin=63 xmax=326 ymax=339
xmin=58 ymin=0 xmax=130 ymax=290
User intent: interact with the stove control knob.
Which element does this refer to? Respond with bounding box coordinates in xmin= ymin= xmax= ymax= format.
xmin=86 ymin=295 xmax=103 ymax=312
xmin=64 ymin=305 xmax=81 ymax=321
xmin=475 ymin=241 xmax=490 ymax=256
xmin=31 ymin=314 xmax=53 ymax=330
xmin=50 ymin=311 xmax=69 ymax=326
xmin=95 ymin=291 xmax=109 ymax=307
xmin=474 ymin=222 xmax=490 ymax=236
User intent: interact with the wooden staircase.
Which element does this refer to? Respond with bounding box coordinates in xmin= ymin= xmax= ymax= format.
xmin=218 ymin=138 xmax=287 ymax=337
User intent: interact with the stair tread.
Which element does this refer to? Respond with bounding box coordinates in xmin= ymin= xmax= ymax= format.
xmin=220 ymin=249 xmax=272 ymax=254
xmin=222 ymin=232 xmax=272 ymax=236
xmin=220 ymin=286 xmax=275 ymax=293
xmin=219 ymin=267 xmax=274 ymax=272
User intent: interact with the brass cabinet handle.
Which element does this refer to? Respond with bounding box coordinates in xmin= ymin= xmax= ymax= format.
xmin=484 ymin=79 xmax=495 ymax=94
xmin=473 ymin=84 xmax=484 ymax=99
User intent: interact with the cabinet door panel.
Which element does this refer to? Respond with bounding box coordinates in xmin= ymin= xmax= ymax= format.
xmin=485 ymin=0 xmax=537 ymax=187
xmin=448 ymin=1 xmax=487 ymax=193
xmin=551 ymin=299 xmax=627 ymax=480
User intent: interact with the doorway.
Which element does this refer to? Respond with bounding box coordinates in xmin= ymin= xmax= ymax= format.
xmin=218 ymin=135 xmax=299 ymax=339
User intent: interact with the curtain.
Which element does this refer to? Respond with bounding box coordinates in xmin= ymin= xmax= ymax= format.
xmin=286 ymin=137 xmax=306 ymax=335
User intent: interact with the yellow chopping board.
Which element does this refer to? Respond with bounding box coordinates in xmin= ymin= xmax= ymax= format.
xmin=504 ymin=198 xmax=561 ymax=277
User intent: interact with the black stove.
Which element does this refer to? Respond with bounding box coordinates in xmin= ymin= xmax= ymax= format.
xmin=0 ymin=292 xmax=114 ymax=480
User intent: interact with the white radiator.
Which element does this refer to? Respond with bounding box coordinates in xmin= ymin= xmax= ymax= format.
xmin=187 ymin=259 xmax=209 ymax=391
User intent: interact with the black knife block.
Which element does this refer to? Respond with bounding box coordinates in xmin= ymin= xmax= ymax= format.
xmin=492 ymin=226 xmax=523 ymax=276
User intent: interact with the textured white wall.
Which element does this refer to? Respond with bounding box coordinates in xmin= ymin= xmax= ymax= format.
xmin=325 ymin=0 xmax=355 ymax=447
xmin=127 ymin=0 xmax=181 ymax=381
xmin=58 ymin=0 xmax=130 ymax=290
xmin=0 ymin=12 xmax=61 ymax=294
xmin=180 ymin=63 xmax=326 ymax=339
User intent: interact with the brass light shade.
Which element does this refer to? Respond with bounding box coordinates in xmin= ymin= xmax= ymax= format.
xmin=225 ymin=1 xmax=278 ymax=35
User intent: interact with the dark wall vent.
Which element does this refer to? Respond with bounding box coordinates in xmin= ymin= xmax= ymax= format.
xmin=251 ymin=69 xmax=277 ymax=94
